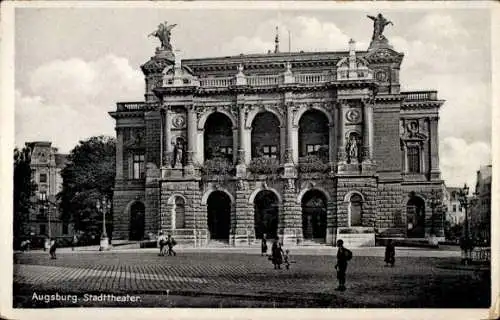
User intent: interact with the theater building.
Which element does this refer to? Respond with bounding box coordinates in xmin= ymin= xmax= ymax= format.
xmin=110 ymin=18 xmax=445 ymax=246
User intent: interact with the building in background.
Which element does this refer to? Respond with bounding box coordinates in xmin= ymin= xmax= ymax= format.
xmin=26 ymin=141 xmax=73 ymax=241
xmin=110 ymin=15 xmax=445 ymax=247
xmin=470 ymin=165 xmax=492 ymax=244
xmin=443 ymin=187 xmax=466 ymax=226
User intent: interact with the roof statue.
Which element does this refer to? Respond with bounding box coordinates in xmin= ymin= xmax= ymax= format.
xmin=149 ymin=21 xmax=177 ymax=51
xmin=367 ymin=13 xmax=393 ymax=50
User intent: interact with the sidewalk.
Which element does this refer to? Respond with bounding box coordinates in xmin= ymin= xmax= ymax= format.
xmin=24 ymin=245 xmax=461 ymax=258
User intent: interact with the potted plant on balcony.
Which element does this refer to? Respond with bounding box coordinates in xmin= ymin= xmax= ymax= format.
xmin=298 ymin=155 xmax=331 ymax=175
xmin=247 ymin=157 xmax=282 ymax=182
xmin=200 ymin=156 xmax=234 ymax=185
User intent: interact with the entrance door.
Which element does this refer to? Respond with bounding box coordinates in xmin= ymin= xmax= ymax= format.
xmin=254 ymin=190 xmax=279 ymax=239
xmin=301 ymin=190 xmax=327 ymax=242
xmin=207 ymin=191 xmax=231 ymax=240
xmin=407 ymin=196 xmax=425 ymax=238
xmin=129 ymin=202 xmax=145 ymax=241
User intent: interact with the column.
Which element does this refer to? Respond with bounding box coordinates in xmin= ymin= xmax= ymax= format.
xmin=232 ymin=127 xmax=238 ymax=164
xmin=237 ymin=106 xmax=247 ymax=165
xmin=160 ymin=109 xmax=164 ymax=167
xmin=187 ymin=105 xmax=197 ymax=165
xmin=429 ymin=117 xmax=440 ymax=179
xmin=337 ymin=102 xmax=347 ymax=161
xmin=363 ymin=101 xmax=374 ymax=161
xmin=285 ymin=102 xmax=298 ymax=163
xmin=115 ymin=127 xmax=123 ymax=179
xmin=164 ymin=107 xmax=172 ymax=167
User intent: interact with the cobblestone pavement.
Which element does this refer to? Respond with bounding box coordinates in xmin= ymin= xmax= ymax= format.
xmin=13 ymin=250 xmax=490 ymax=308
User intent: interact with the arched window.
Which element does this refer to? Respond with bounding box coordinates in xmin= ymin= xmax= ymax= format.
xmin=173 ymin=197 xmax=185 ymax=229
xmin=349 ymin=194 xmax=363 ymax=227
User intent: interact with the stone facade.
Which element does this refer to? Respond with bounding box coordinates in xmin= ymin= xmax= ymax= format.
xmin=109 ymin=24 xmax=445 ymax=246
xmin=25 ymin=141 xmax=74 ymax=239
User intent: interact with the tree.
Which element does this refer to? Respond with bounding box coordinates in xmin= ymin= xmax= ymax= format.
xmin=58 ymin=136 xmax=115 ymax=234
xmin=13 ymin=146 xmax=37 ymax=248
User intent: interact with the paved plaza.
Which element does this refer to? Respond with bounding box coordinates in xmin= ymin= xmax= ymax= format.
xmin=13 ymin=247 xmax=490 ymax=308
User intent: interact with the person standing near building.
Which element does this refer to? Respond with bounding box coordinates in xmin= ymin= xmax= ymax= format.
xmin=72 ymin=234 xmax=78 ymax=251
xmin=335 ymin=239 xmax=352 ymax=291
xmin=49 ymin=238 xmax=57 ymax=259
xmin=261 ymin=233 xmax=268 ymax=256
xmin=157 ymin=232 xmax=167 ymax=256
xmin=271 ymin=237 xmax=283 ymax=269
xmin=384 ymin=239 xmax=395 ymax=267
xmin=166 ymin=234 xmax=177 ymax=256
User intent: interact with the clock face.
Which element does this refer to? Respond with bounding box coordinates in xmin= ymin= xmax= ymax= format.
xmin=376 ymin=70 xmax=388 ymax=82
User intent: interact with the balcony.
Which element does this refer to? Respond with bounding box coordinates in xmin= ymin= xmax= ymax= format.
xmin=246 ymin=74 xmax=282 ymax=86
xmin=199 ymin=77 xmax=235 ymax=87
xmin=401 ymin=91 xmax=438 ymax=101
xmin=298 ymin=155 xmax=331 ymax=174
xmin=116 ymin=102 xmax=145 ymax=111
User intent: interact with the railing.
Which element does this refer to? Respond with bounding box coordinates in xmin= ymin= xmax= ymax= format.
xmin=117 ymin=102 xmax=145 ymax=111
xmin=199 ymin=77 xmax=235 ymax=87
xmin=295 ymin=73 xmax=331 ymax=84
xmin=246 ymin=74 xmax=282 ymax=86
xmin=401 ymin=91 xmax=438 ymax=101
xmin=471 ymin=247 xmax=490 ymax=262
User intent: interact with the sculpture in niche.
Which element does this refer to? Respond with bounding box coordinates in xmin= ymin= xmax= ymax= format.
xmin=173 ymin=138 xmax=184 ymax=168
xmin=345 ymin=133 xmax=361 ymax=163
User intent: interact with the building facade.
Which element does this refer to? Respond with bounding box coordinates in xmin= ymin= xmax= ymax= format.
xmin=26 ymin=141 xmax=73 ymax=239
xmin=444 ymin=187 xmax=466 ymax=226
xmin=110 ymin=18 xmax=445 ymax=246
xmin=471 ymin=165 xmax=492 ymax=243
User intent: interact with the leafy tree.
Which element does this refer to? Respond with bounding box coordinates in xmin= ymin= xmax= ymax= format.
xmin=13 ymin=146 xmax=37 ymax=248
xmin=58 ymin=136 xmax=115 ymax=234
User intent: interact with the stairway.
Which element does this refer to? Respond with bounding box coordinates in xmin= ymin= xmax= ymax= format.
xmin=207 ymin=239 xmax=232 ymax=248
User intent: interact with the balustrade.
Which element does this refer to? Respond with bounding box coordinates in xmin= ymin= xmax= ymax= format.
xmin=117 ymin=102 xmax=145 ymax=111
xmin=199 ymin=77 xmax=235 ymax=87
xmin=402 ymin=91 xmax=438 ymax=101
xmin=246 ymin=75 xmax=282 ymax=86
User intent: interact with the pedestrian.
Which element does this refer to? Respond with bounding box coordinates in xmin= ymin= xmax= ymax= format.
xmin=72 ymin=234 xmax=78 ymax=251
xmin=157 ymin=232 xmax=167 ymax=256
xmin=384 ymin=239 xmax=395 ymax=267
xmin=271 ymin=237 xmax=283 ymax=269
xmin=261 ymin=233 xmax=268 ymax=256
xmin=166 ymin=234 xmax=177 ymax=256
xmin=335 ymin=239 xmax=352 ymax=291
xmin=283 ymin=249 xmax=295 ymax=270
xmin=49 ymin=238 xmax=57 ymax=260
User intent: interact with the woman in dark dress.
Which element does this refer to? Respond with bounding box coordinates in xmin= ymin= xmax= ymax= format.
xmin=271 ymin=237 xmax=283 ymax=269
xmin=384 ymin=239 xmax=395 ymax=267
xmin=261 ymin=233 xmax=268 ymax=256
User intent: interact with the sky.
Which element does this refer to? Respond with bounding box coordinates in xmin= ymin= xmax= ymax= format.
xmin=13 ymin=4 xmax=492 ymax=189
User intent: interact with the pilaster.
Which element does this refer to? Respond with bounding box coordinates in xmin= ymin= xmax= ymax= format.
xmin=429 ymin=117 xmax=440 ymax=180
xmin=115 ymin=127 xmax=124 ymax=179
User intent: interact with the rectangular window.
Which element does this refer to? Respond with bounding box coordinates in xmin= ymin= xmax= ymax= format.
xmin=219 ymin=146 xmax=233 ymax=156
xmin=452 ymin=204 xmax=457 ymax=212
xmin=306 ymin=144 xmax=327 ymax=156
xmin=262 ymin=145 xmax=278 ymax=159
xmin=39 ymin=173 xmax=47 ymax=183
xmin=407 ymin=146 xmax=420 ymax=173
xmin=133 ymin=154 xmax=145 ymax=179
xmin=39 ymin=224 xmax=46 ymax=235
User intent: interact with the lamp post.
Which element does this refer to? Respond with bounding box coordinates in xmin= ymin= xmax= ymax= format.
xmin=39 ymin=192 xmax=51 ymax=249
xmin=96 ymin=196 xmax=111 ymax=251
xmin=458 ymin=183 xmax=477 ymax=264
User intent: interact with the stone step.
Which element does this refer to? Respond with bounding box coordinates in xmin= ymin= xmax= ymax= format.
xmin=337 ymin=233 xmax=375 ymax=248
